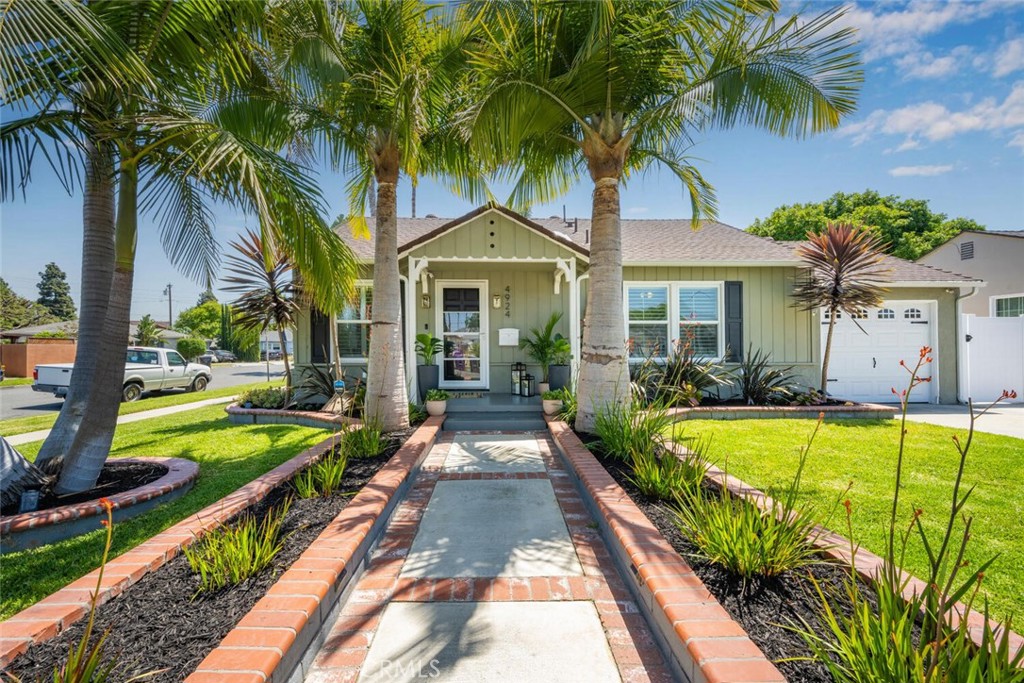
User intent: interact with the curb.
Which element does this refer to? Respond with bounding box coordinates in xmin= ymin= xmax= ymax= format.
xmin=545 ymin=417 xmax=785 ymax=683
xmin=184 ymin=416 xmax=443 ymax=683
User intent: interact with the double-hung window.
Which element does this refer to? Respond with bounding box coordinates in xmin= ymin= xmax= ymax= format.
xmin=337 ymin=284 xmax=372 ymax=360
xmin=994 ymin=295 xmax=1024 ymax=318
xmin=626 ymin=282 xmax=724 ymax=360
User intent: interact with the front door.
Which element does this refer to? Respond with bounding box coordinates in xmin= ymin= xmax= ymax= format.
xmin=437 ymin=282 xmax=488 ymax=389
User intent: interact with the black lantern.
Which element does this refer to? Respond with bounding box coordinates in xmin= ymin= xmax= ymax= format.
xmin=511 ymin=362 xmax=526 ymax=395
xmin=521 ymin=373 xmax=536 ymax=398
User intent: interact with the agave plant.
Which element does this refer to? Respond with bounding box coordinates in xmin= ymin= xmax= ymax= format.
xmin=792 ymin=223 xmax=888 ymax=393
xmin=730 ymin=346 xmax=799 ymax=405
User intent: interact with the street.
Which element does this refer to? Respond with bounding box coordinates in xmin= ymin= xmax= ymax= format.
xmin=0 ymin=362 xmax=285 ymax=421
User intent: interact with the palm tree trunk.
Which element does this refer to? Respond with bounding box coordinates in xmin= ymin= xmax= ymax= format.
xmin=365 ymin=151 xmax=409 ymax=431
xmin=54 ymin=161 xmax=139 ymax=494
xmin=35 ymin=142 xmax=116 ymax=470
xmin=820 ymin=307 xmax=837 ymax=394
xmin=575 ymin=175 xmax=629 ymax=432
xmin=278 ymin=327 xmax=292 ymax=396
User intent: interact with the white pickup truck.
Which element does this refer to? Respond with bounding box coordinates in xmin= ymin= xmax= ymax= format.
xmin=33 ymin=346 xmax=213 ymax=402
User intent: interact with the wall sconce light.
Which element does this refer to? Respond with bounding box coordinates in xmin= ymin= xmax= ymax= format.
xmin=492 ymin=294 xmax=502 ymax=309
xmin=421 ymin=293 xmax=431 ymax=309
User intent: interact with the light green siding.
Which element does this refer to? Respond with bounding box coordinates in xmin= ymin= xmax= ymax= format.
xmin=406 ymin=213 xmax=581 ymax=261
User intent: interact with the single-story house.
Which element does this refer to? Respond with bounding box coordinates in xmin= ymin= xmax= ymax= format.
xmin=917 ymin=230 xmax=1024 ymax=317
xmin=294 ymin=204 xmax=981 ymax=404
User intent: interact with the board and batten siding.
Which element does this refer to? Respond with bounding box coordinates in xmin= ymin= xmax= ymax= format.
xmin=621 ymin=265 xmax=814 ymax=367
xmin=407 ymin=212 xmax=581 ymax=261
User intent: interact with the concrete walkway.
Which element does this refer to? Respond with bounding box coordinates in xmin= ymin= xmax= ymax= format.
xmin=905 ymin=403 xmax=1024 ymax=440
xmin=4 ymin=396 xmax=235 ymax=446
xmin=306 ymin=432 xmax=673 ymax=683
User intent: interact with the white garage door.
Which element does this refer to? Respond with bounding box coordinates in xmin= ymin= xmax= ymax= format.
xmin=822 ymin=301 xmax=935 ymax=403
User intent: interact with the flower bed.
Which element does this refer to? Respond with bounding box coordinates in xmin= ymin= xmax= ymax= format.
xmin=0 ymin=458 xmax=198 ymax=553
xmin=225 ymin=402 xmax=361 ymax=429
xmin=1 ymin=419 xmax=440 ymax=679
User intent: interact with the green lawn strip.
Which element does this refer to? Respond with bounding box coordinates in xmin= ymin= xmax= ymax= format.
xmin=0 ymin=404 xmax=327 ymax=619
xmin=0 ymin=378 xmax=35 ymax=388
xmin=0 ymin=379 xmax=283 ymax=437
xmin=670 ymin=419 xmax=1024 ymax=621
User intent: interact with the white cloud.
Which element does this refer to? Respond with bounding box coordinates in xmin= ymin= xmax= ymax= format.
xmin=838 ymin=80 xmax=1024 ymax=151
xmin=888 ymin=164 xmax=954 ymax=176
xmin=994 ymin=37 xmax=1024 ymax=77
xmin=1010 ymin=131 xmax=1024 ymax=149
xmin=895 ymin=47 xmax=972 ymax=79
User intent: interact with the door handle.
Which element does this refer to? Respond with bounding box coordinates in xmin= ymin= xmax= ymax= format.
xmin=873 ymin=357 xmax=876 ymax=369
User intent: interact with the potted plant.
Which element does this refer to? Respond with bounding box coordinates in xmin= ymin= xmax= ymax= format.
xmin=415 ymin=333 xmax=444 ymax=400
xmin=520 ymin=312 xmax=568 ymax=394
xmin=541 ymin=389 xmax=563 ymax=416
xmin=424 ymin=388 xmax=450 ymax=416
xmin=547 ymin=337 xmax=572 ymax=391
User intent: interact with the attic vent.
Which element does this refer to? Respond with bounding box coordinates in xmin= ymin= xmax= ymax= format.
xmin=959 ymin=241 xmax=974 ymax=260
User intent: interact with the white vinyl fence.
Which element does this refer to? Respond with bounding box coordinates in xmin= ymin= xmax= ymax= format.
xmin=959 ymin=314 xmax=1024 ymax=403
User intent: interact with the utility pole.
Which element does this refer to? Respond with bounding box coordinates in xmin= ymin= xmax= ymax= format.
xmin=163 ymin=283 xmax=173 ymax=328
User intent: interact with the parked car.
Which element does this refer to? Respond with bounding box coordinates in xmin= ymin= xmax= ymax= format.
xmin=260 ymin=349 xmax=283 ymax=361
xmin=198 ymin=349 xmax=237 ymax=364
xmin=33 ymin=346 xmax=213 ymax=402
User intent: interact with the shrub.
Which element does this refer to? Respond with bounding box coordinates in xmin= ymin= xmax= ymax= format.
xmin=176 ymin=336 xmax=207 ymax=361
xmin=673 ymin=419 xmax=828 ymax=580
xmin=628 ymin=440 xmax=707 ymax=501
xmin=541 ymin=389 xmax=562 ymax=400
xmin=414 ymin=333 xmax=443 ymax=365
xmin=294 ymin=446 xmax=348 ymax=498
xmin=791 ymin=350 xmax=1023 ymax=679
xmin=344 ymin=421 xmax=386 ymax=459
xmin=409 ymin=402 xmax=427 ymax=425
xmin=557 ymin=387 xmax=577 ymax=424
xmin=730 ymin=346 xmax=798 ymax=405
xmin=594 ymin=400 xmax=674 ymax=463
xmin=629 ymin=340 xmax=730 ymax=407
xmin=238 ymin=386 xmax=288 ymax=409
xmin=424 ymin=388 xmax=449 ymax=401
xmin=183 ymin=499 xmax=292 ymax=593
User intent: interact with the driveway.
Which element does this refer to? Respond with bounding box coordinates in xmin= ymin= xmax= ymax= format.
xmin=904 ymin=403 xmax=1024 ymax=440
xmin=0 ymin=362 xmax=285 ymax=421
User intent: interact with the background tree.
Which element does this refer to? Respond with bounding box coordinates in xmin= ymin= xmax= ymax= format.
xmin=196 ymin=289 xmax=217 ymax=306
xmin=222 ymin=229 xmax=299 ymax=395
xmin=468 ymin=0 xmax=862 ymax=431
xmin=0 ymin=278 xmax=57 ymax=330
xmin=176 ymin=336 xmax=207 ymax=362
xmin=36 ymin=263 xmax=77 ymax=320
xmin=133 ymin=314 xmax=161 ymax=346
xmin=792 ymin=223 xmax=888 ymax=393
xmin=748 ymin=190 xmax=985 ymax=259
xmin=175 ymin=300 xmax=222 ymax=342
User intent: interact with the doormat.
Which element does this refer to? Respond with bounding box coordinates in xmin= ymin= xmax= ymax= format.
xmin=448 ymin=392 xmax=485 ymax=399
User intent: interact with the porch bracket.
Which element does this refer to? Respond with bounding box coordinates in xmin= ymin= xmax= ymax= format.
xmin=554 ymin=258 xmax=573 ymax=295
xmin=409 ymin=257 xmax=430 ymax=292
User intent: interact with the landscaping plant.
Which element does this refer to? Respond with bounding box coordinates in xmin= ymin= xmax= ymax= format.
xmin=628 ymin=439 xmax=708 ymax=502
xmin=790 ymin=349 xmax=1024 ymax=680
xmin=414 ymin=333 xmax=444 ymax=365
xmin=673 ymin=417 xmax=831 ymax=582
xmin=409 ymin=403 xmax=427 ymax=425
xmin=424 ymin=389 xmax=450 ymax=402
xmin=730 ymin=346 xmax=798 ymax=405
xmin=183 ymin=498 xmax=292 ymax=594
xmin=594 ymin=399 xmax=674 ymax=463
xmin=519 ymin=312 xmax=570 ymax=384
xmin=293 ymin=444 xmax=349 ymax=499
xmin=238 ymin=387 xmax=288 ymax=410
xmin=343 ymin=422 xmax=387 ymax=459
xmin=556 ymin=387 xmax=578 ymax=424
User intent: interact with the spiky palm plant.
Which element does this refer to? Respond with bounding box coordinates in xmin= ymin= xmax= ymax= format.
xmin=222 ymin=229 xmax=300 ymax=397
xmin=792 ymin=222 xmax=888 ymax=393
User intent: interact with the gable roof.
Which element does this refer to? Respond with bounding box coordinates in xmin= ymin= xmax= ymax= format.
xmin=334 ymin=204 xmax=981 ymax=284
xmin=964 ymin=229 xmax=1024 ymax=239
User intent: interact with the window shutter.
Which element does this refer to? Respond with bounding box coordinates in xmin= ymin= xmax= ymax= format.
xmin=310 ymin=309 xmax=330 ymax=364
xmin=724 ymin=281 xmax=743 ymax=362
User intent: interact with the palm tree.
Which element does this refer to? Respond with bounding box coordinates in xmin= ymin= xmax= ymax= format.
xmin=278 ymin=0 xmax=483 ymax=431
xmin=2 ymin=0 xmax=355 ymax=493
xmin=792 ymin=223 xmax=888 ymax=393
xmin=134 ymin=314 xmax=162 ymax=346
xmin=222 ymin=229 xmax=300 ymax=396
xmin=467 ymin=0 xmax=862 ymax=432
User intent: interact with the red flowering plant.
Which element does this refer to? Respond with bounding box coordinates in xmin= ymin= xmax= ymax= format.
xmin=790 ymin=348 xmax=1023 ymax=680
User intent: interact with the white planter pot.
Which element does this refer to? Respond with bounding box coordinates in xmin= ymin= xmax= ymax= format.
xmin=542 ymin=399 xmax=562 ymax=416
xmin=425 ymin=400 xmax=447 ymax=416
xmin=538 ymin=382 xmax=551 ymax=395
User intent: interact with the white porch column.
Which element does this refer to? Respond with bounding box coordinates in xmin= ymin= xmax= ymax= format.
xmin=401 ymin=268 xmax=416 ymax=403
xmin=569 ymin=259 xmax=580 ymax=380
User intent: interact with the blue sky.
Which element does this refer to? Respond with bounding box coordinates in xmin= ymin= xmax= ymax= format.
xmin=2 ymin=0 xmax=1023 ymax=321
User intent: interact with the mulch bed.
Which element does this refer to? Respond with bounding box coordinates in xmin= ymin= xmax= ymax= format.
xmin=581 ymin=433 xmax=870 ymax=683
xmin=7 ymin=428 xmax=415 ymax=683
xmin=1 ymin=461 xmax=168 ymax=517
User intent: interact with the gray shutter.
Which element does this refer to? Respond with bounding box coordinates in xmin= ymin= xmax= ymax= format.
xmin=310 ymin=309 xmax=330 ymax=364
xmin=724 ymin=281 xmax=743 ymax=362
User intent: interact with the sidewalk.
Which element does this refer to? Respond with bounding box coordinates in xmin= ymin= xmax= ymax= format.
xmin=305 ymin=432 xmax=672 ymax=683
xmin=5 ymin=396 xmax=236 ymax=447
xmin=905 ymin=403 xmax=1024 ymax=440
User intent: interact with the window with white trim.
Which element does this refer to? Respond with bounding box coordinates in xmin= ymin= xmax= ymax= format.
xmin=904 ymin=307 xmax=922 ymax=320
xmin=995 ymin=295 xmax=1024 ymax=318
xmin=337 ymin=284 xmax=372 ymax=359
xmin=626 ymin=283 xmax=723 ymax=359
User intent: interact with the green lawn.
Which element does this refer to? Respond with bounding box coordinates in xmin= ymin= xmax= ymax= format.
xmin=0 ymin=404 xmax=327 ymax=619
xmin=0 ymin=379 xmax=282 ymax=437
xmin=0 ymin=378 xmax=35 ymax=388
xmin=671 ymin=419 xmax=1024 ymax=621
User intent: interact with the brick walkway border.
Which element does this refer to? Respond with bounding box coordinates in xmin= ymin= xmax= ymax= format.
xmin=184 ymin=416 xmax=443 ymax=683
xmin=687 ymin=449 xmax=1024 ymax=661
xmin=546 ymin=418 xmax=786 ymax=683
xmin=0 ymin=428 xmax=355 ymax=669
xmin=667 ymin=402 xmax=896 ymax=422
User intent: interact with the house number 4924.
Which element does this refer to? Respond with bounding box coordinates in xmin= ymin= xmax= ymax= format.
xmin=504 ymin=286 xmax=512 ymax=318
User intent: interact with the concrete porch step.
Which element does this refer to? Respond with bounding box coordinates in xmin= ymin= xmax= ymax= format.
xmin=445 ymin=394 xmax=542 ymax=414
xmin=442 ymin=412 xmax=548 ymax=432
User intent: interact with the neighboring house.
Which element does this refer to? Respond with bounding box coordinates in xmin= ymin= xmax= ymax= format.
xmin=259 ymin=329 xmax=294 ymax=356
xmin=917 ymin=230 xmax=1024 ymax=317
xmin=0 ymin=321 xmax=78 ymax=343
xmin=294 ymin=204 xmax=981 ymax=404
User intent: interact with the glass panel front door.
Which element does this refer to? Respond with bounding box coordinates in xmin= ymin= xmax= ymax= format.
xmin=439 ymin=286 xmax=486 ymax=387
